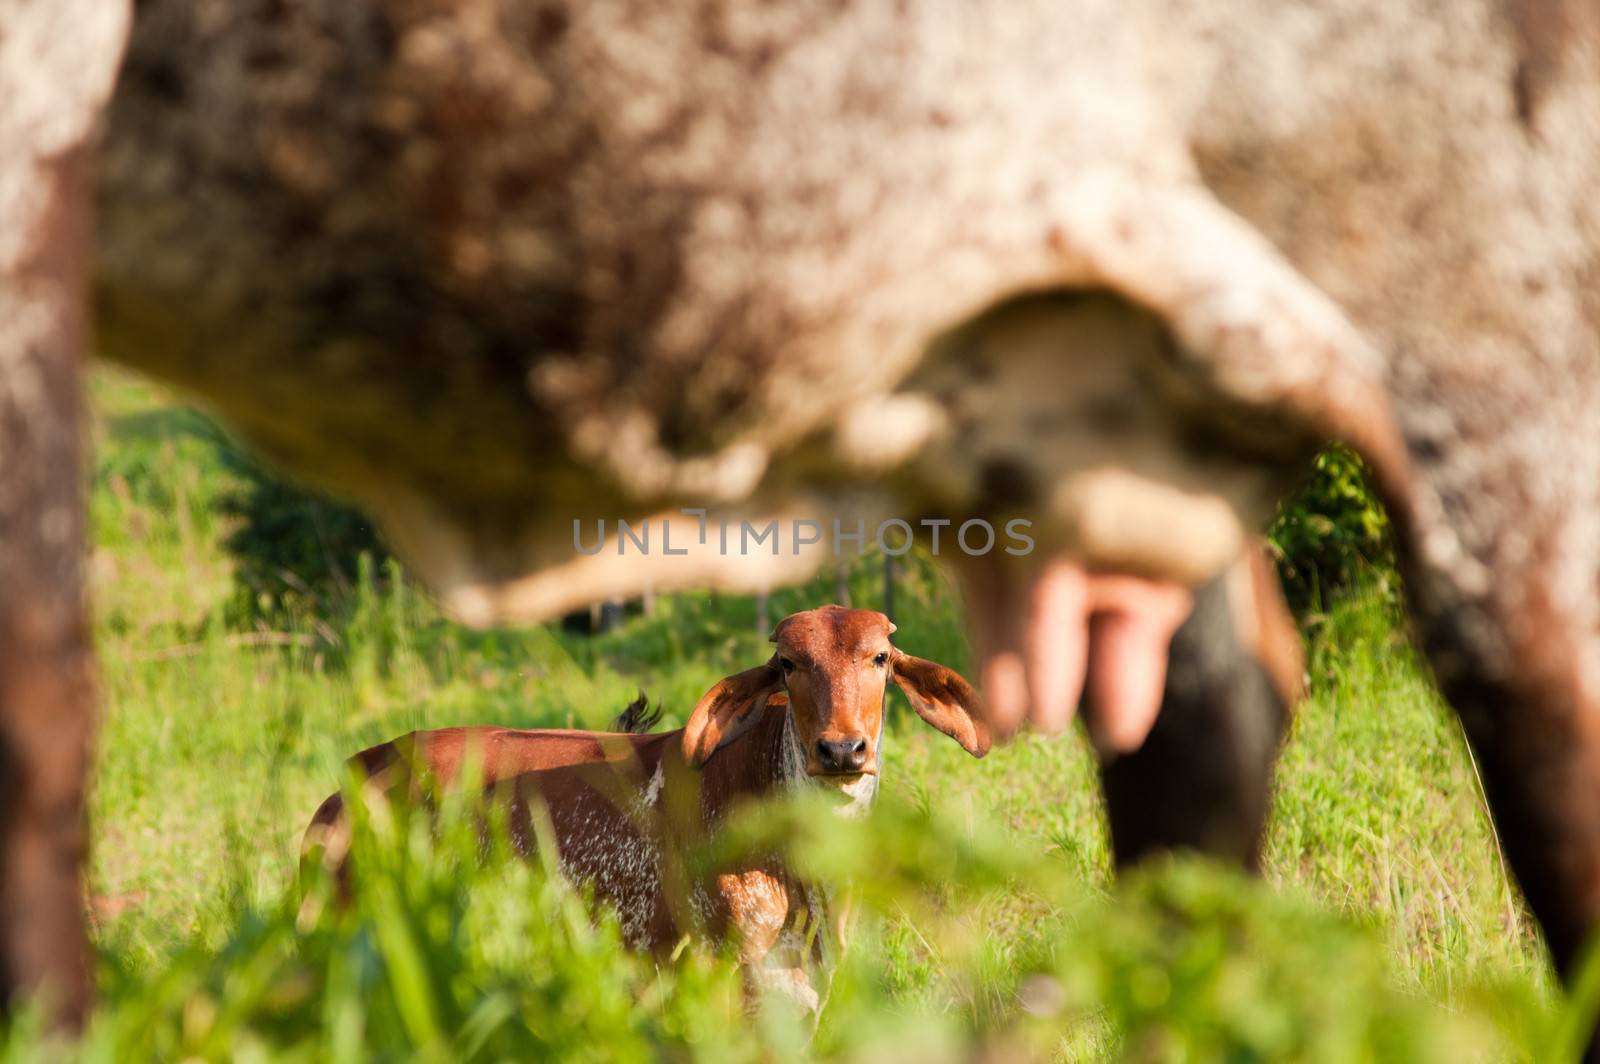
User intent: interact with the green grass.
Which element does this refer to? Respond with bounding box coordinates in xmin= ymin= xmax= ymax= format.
xmin=39 ymin=368 xmax=1578 ymax=1059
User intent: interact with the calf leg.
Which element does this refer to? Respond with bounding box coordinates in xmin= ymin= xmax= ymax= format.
xmin=716 ymin=870 xmax=825 ymax=1016
xmin=1097 ymin=568 xmax=1292 ymax=872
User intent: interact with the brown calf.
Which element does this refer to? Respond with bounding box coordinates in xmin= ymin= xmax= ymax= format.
xmin=302 ymin=606 xmax=988 ymax=1008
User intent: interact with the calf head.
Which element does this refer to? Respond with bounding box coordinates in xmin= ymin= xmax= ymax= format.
xmin=683 ymin=606 xmax=990 ymax=785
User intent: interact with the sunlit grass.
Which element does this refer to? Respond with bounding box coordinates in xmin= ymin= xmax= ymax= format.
xmin=58 ymin=369 xmax=1573 ymax=1060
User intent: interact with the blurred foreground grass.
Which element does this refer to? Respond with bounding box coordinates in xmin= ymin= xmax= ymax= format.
xmin=28 ymin=369 xmax=1577 ymax=1060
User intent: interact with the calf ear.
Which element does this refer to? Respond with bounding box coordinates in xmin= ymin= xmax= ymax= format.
xmin=891 ymin=652 xmax=991 ymax=757
xmin=683 ymin=659 xmax=784 ymax=768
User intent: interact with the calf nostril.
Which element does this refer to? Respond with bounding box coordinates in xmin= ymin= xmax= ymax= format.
xmin=817 ymin=737 xmax=869 ymax=772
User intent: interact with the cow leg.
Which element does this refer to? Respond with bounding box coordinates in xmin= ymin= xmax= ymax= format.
xmin=1425 ymin=627 xmax=1600 ymax=1057
xmin=1097 ymin=570 xmax=1291 ymax=872
xmin=0 ymin=152 xmax=98 ymax=1027
xmin=0 ymin=1 xmax=129 ymax=1026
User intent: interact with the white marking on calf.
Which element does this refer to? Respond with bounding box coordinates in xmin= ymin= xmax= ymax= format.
xmin=552 ymin=788 xmax=666 ymax=947
xmin=778 ymin=708 xmax=808 ymax=791
xmin=754 ymin=965 xmax=821 ymax=1014
xmin=826 ymin=771 xmax=878 ymax=817
xmin=780 ymin=708 xmax=883 ymax=818
xmin=639 ymin=761 xmax=665 ymax=809
xmin=767 ymin=705 xmax=883 ymax=985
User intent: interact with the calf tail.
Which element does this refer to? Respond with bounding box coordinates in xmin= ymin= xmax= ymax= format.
xmin=613 ymin=691 xmax=663 ymax=733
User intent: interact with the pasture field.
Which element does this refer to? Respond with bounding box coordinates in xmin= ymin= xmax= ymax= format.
xmin=28 ymin=368 xmax=1580 ymax=1059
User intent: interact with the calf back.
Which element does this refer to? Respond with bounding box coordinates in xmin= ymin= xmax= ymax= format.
xmin=304 ymin=710 xmax=813 ymax=957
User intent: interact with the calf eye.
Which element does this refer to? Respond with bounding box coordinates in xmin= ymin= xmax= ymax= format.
xmin=872 ymin=651 xmax=889 ymax=667
xmin=779 ymin=657 xmax=796 ymax=674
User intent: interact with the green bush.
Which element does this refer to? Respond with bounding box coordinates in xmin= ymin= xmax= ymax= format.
xmin=1269 ymin=446 xmax=1396 ymax=614
xmin=218 ymin=451 xmax=392 ymax=623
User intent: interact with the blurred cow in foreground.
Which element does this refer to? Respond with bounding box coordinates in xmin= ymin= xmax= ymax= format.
xmin=2 ymin=0 xmax=1598 ymax=1042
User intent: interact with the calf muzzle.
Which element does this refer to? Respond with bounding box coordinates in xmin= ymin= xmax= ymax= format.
xmin=815 ymin=736 xmax=869 ymax=775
